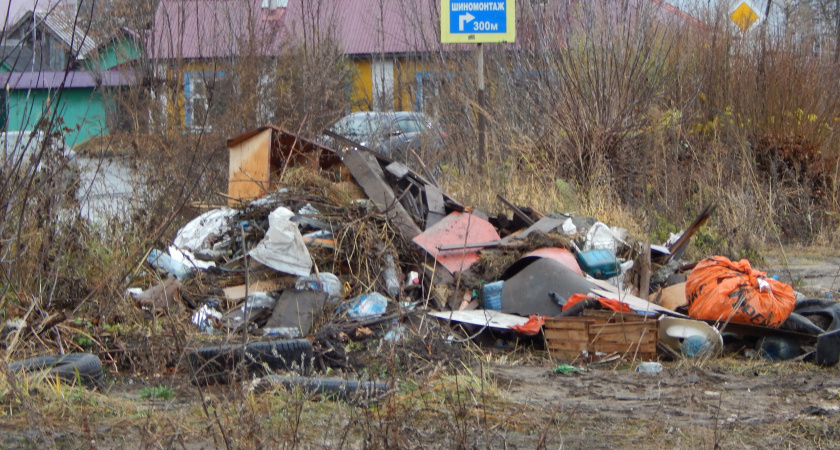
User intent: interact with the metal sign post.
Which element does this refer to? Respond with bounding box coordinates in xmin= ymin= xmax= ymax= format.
xmin=441 ymin=0 xmax=515 ymax=167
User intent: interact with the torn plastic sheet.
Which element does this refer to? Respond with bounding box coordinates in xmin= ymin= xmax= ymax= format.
xmin=249 ymin=206 xmax=313 ymax=276
xmin=168 ymin=246 xmax=216 ymax=270
xmin=174 ymin=208 xmax=238 ymax=252
xmin=583 ymin=221 xmax=629 ymax=253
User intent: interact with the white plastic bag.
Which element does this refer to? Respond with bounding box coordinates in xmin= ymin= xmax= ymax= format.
xmin=249 ymin=207 xmax=313 ymax=276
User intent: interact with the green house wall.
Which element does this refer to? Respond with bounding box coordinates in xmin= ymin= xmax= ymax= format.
xmin=83 ymin=35 xmax=143 ymax=71
xmin=4 ymin=87 xmax=111 ymax=146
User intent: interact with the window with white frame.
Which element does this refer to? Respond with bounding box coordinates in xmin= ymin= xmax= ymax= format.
xmin=184 ymin=71 xmax=225 ymax=130
xmin=372 ymin=60 xmax=394 ymax=111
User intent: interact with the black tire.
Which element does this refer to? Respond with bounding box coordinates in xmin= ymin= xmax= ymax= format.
xmin=7 ymin=353 xmax=103 ymax=388
xmin=242 ymin=340 xmax=313 ymax=376
xmin=187 ymin=339 xmax=313 ymax=385
xmin=253 ymin=375 xmax=391 ymax=401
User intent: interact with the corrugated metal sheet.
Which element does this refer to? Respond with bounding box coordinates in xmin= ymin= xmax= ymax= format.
xmin=149 ymin=0 xmax=693 ymax=60
xmin=0 ymin=70 xmax=136 ymax=89
xmin=282 ymin=0 xmax=440 ymax=56
xmin=36 ymin=11 xmax=97 ymax=59
xmin=150 ymin=0 xmax=284 ymax=60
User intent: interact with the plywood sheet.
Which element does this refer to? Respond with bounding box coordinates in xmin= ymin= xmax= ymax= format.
xmin=223 ymin=280 xmax=279 ymax=300
xmin=228 ymin=128 xmax=272 ymax=203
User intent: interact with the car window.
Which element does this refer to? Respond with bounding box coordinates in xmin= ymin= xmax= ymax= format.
xmin=393 ymin=117 xmax=428 ymax=134
xmin=332 ymin=115 xmax=384 ymax=137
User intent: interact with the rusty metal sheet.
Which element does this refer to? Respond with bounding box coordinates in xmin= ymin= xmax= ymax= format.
xmin=413 ymin=212 xmax=500 ymax=273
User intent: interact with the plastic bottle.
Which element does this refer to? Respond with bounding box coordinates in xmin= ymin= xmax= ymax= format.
xmin=382 ymin=254 xmax=400 ymax=298
xmin=635 ymin=362 xmax=663 ymax=374
xmin=148 ymin=249 xmax=191 ymax=280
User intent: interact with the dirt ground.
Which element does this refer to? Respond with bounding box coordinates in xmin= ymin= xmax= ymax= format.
xmin=3 ymin=250 xmax=840 ymax=448
xmin=4 ymin=356 xmax=839 ymax=448
xmin=763 ymin=253 xmax=840 ymax=297
xmin=490 ymin=361 xmax=840 ymax=448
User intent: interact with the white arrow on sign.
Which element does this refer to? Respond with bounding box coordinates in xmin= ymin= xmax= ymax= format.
xmin=458 ymin=12 xmax=475 ymax=31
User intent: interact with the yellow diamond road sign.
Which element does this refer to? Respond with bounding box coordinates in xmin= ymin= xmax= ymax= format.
xmin=731 ymin=1 xmax=760 ymax=32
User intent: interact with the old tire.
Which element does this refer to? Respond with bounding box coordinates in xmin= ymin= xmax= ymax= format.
xmin=187 ymin=339 xmax=313 ymax=385
xmin=7 ymin=353 xmax=103 ymax=388
xmin=253 ymin=375 xmax=391 ymax=401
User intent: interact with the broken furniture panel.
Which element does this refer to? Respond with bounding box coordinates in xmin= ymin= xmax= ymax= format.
xmin=227 ymin=128 xmax=272 ymax=204
xmin=544 ymin=314 xmax=659 ymax=361
xmin=263 ymin=290 xmax=329 ymax=338
xmin=225 ymin=126 xmax=343 ymax=204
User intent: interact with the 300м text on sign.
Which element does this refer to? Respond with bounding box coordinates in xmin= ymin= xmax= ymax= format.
xmin=449 ymin=1 xmax=507 ymax=34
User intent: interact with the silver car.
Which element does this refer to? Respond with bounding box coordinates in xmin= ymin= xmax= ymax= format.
xmin=325 ymin=111 xmax=446 ymax=163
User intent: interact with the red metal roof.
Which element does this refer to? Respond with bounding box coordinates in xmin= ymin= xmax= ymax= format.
xmin=150 ymin=0 xmax=693 ymax=60
xmin=281 ymin=0 xmax=440 ymax=56
xmin=150 ymin=0 xmax=284 ymax=60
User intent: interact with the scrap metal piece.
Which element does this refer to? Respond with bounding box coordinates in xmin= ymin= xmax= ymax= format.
xmin=501 ymin=258 xmax=596 ymax=317
xmin=413 ymin=212 xmax=500 ymax=273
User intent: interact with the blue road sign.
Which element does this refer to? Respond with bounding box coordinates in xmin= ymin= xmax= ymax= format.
xmin=449 ymin=1 xmax=507 ymax=34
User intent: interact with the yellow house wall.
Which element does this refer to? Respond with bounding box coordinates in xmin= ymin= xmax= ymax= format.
xmin=351 ymin=59 xmax=373 ymax=112
xmin=350 ymin=56 xmax=425 ymax=112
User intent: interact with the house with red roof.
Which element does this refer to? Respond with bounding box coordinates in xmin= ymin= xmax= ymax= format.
xmin=148 ymin=0 xmax=697 ymax=130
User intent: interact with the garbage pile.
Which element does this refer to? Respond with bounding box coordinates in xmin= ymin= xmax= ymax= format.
xmin=129 ymin=126 xmax=840 ymax=385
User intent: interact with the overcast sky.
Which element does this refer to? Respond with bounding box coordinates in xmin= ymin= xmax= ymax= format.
xmin=0 ymin=0 xmax=61 ymax=28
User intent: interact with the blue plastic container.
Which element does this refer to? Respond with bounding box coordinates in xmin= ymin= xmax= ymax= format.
xmin=482 ymin=280 xmax=504 ymax=310
xmin=576 ymin=249 xmax=620 ymax=279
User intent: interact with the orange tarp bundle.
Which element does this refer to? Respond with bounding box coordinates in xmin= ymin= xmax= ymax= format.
xmin=510 ymin=315 xmax=545 ymax=335
xmin=562 ymin=293 xmax=633 ymax=313
xmin=686 ymin=256 xmax=795 ymax=328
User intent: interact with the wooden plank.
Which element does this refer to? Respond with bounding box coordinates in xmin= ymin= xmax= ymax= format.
xmin=496 ymin=194 xmax=535 ymax=226
xmin=385 ymin=161 xmax=411 ymax=179
xmin=580 ymin=310 xmax=650 ymax=322
xmin=544 ymin=329 xmax=590 ymax=341
xmin=227 ymin=128 xmax=272 ymax=203
xmin=223 ymin=279 xmax=279 ymax=300
xmin=424 ymin=184 xmax=446 ymax=230
xmin=422 ymin=262 xmax=455 ymax=287
xmin=548 ymin=350 xmax=583 ymax=359
xmin=639 ymin=241 xmax=651 ymax=298
xmin=594 ymin=322 xmax=656 ymax=332
xmin=586 ymin=342 xmax=656 ymax=354
xmin=547 ymin=341 xmax=588 ymax=351
xmin=666 ymin=203 xmax=717 ymax=262
xmin=499 ymin=217 xmax=567 ymax=245
xmin=342 ymin=149 xmax=422 ymax=240
xmin=544 ymin=322 xmax=590 ymax=332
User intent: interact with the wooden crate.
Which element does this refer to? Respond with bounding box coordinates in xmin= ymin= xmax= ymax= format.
xmin=544 ymin=312 xmax=659 ymax=362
